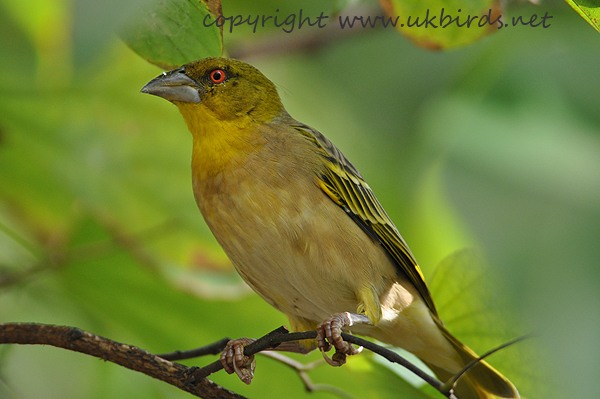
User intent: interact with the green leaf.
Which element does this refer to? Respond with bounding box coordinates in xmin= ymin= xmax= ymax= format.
xmin=565 ymin=0 xmax=600 ymax=33
xmin=428 ymin=248 xmax=547 ymax=399
xmin=120 ymin=0 xmax=223 ymax=69
xmin=72 ymin=0 xmax=158 ymax=66
xmin=378 ymin=0 xmax=502 ymax=50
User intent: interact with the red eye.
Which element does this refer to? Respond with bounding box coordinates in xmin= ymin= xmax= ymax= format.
xmin=209 ymin=69 xmax=227 ymax=84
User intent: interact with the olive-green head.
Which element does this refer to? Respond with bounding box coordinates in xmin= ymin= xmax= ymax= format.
xmin=141 ymin=57 xmax=284 ymax=123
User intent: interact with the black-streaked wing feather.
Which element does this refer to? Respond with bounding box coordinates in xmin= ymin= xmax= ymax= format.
xmin=292 ymin=123 xmax=438 ymax=316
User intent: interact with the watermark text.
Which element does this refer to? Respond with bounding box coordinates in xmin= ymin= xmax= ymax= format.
xmin=202 ymin=9 xmax=553 ymax=34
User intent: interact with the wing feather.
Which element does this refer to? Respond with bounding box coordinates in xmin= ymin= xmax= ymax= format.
xmin=293 ymin=123 xmax=438 ymax=315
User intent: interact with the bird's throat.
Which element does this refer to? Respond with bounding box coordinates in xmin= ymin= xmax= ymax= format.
xmin=176 ymin=102 xmax=263 ymax=180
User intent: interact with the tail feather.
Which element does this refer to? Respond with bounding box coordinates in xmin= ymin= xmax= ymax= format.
xmin=430 ymin=319 xmax=520 ymax=399
xmin=424 ymin=362 xmax=493 ymax=399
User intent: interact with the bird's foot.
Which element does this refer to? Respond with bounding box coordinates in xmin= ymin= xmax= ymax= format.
xmin=317 ymin=312 xmax=369 ymax=366
xmin=220 ymin=338 xmax=256 ymax=384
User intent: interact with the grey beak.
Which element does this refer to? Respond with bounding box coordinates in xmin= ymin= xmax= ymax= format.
xmin=141 ymin=68 xmax=202 ymax=103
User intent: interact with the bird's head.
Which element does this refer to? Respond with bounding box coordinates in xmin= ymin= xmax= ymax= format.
xmin=141 ymin=57 xmax=284 ymax=125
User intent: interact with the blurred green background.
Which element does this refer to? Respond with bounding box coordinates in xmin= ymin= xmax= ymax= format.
xmin=1 ymin=0 xmax=599 ymax=398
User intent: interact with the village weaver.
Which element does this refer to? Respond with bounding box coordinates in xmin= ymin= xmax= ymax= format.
xmin=141 ymin=57 xmax=519 ymax=399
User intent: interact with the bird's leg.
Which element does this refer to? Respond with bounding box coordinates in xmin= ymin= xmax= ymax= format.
xmin=317 ymin=312 xmax=370 ymax=366
xmin=220 ymin=337 xmax=313 ymax=384
xmin=222 ymin=312 xmax=369 ymax=383
xmin=220 ymin=338 xmax=256 ymax=385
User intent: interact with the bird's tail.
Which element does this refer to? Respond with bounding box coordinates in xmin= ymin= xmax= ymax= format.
xmin=424 ymin=319 xmax=520 ymax=399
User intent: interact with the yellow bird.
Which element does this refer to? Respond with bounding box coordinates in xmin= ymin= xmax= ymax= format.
xmin=141 ymin=57 xmax=519 ymax=399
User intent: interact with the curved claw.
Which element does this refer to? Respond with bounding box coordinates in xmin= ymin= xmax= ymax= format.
xmin=320 ymin=347 xmax=348 ymax=367
xmin=220 ymin=338 xmax=256 ymax=384
xmin=317 ymin=312 xmax=364 ymax=366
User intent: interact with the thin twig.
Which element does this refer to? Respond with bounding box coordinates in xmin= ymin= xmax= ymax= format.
xmin=340 ymin=333 xmax=443 ymax=391
xmin=0 ymin=262 xmax=49 ymax=288
xmin=440 ymin=334 xmax=532 ymax=395
xmin=260 ymin=352 xmax=357 ymax=399
xmin=156 ymin=337 xmax=230 ymax=361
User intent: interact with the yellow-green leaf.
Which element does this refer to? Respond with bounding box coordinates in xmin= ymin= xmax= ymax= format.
xmin=378 ymin=0 xmax=502 ymax=50
xmin=565 ymin=0 xmax=600 ymax=33
xmin=120 ymin=0 xmax=223 ymax=70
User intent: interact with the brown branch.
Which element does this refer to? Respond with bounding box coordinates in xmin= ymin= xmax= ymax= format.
xmin=227 ymin=4 xmax=382 ymax=60
xmin=0 ymin=323 xmax=247 ymax=399
xmin=173 ymin=326 xmax=456 ymax=398
xmin=1 ymin=322 xmax=525 ymax=399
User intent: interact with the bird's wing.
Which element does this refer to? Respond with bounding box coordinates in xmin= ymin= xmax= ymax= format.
xmin=293 ymin=123 xmax=438 ymax=316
